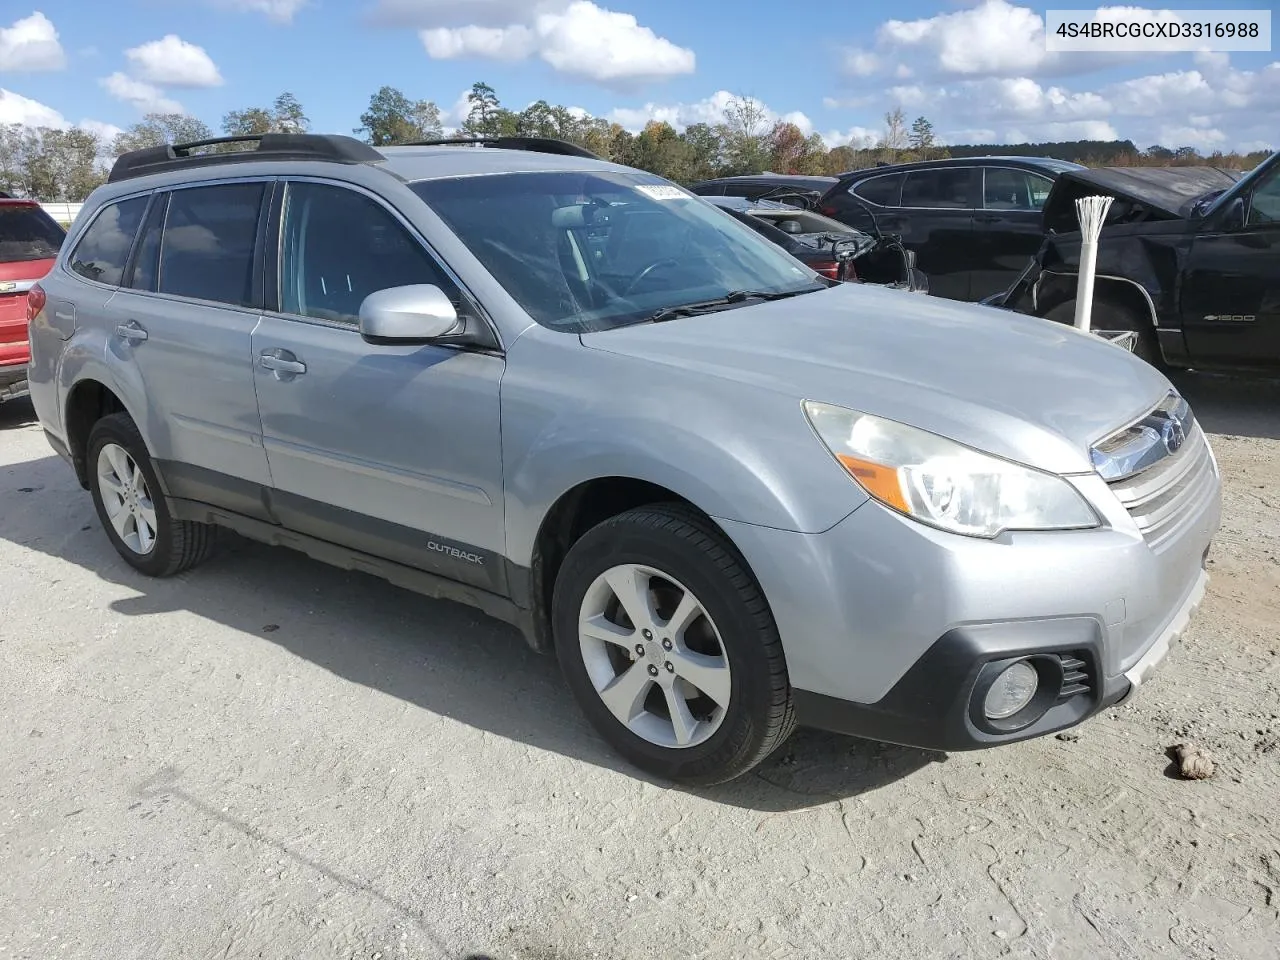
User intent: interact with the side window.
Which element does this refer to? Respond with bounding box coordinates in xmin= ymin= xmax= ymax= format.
xmin=158 ymin=183 xmax=265 ymax=307
xmin=851 ymin=173 xmax=903 ymax=207
xmin=1246 ymin=167 xmax=1280 ymax=225
xmin=902 ymin=169 xmax=974 ymax=209
xmin=279 ymin=182 xmax=454 ymax=326
xmin=983 ymin=169 xmax=1055 ymax=210
xmin=126 ymin=193 xmax=168 ymax=292
xmin=69 ymin=196 xmax=148 ymax=285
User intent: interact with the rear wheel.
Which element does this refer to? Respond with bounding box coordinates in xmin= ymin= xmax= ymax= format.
xmin=552 ymin=505 xmax=795 ymax=785
xmin=1045 ymin=299 xmax=1163 ymax=367
xmin=87 ymin=413 xmax=216 ymax=577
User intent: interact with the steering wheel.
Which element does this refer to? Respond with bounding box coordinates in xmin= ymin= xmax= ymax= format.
xmin=624 ymin=257 xmax=682 ymax=296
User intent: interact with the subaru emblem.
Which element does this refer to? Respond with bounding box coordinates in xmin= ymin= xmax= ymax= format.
xmin=1161 ymin=414 xmax=1186 ymax=454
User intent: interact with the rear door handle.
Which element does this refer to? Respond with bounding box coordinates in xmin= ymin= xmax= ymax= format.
xmin=259 ymin=351 xmax=307 ymax=376
xmin=115 ymin=321 xmax=148 ymax=342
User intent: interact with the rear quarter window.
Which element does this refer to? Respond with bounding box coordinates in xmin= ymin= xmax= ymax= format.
xmin=0 ymin=204 xmax=66 ymax=263
xmin=850 ymin=173 xmax=904 ymax=207
xmin=69 ymin=197 xmax=148 ymax=285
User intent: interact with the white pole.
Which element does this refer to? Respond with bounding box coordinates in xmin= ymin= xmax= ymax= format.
xmin=1072 ymin=194 xmax=1114 ymax=333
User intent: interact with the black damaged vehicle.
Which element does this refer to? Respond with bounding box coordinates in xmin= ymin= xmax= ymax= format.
xmin=987 ymin=152 xmax=1278 ymax=370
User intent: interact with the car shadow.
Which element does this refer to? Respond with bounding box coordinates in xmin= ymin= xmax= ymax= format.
xmin=1170 ymin=370 xmax=1280 ymax=441
xmin=1 ymin=451 xmax=939 ymax=812
xmin=0 ymin=395 xmax=35 ymax=430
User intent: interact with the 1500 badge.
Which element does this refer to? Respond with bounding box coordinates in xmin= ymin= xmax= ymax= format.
xmin=1204 ymin=314 xmax=1256 ymax=323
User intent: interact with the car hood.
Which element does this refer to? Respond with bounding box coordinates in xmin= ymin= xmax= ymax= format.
xmin=580 ymin=283 xmax=1171 ymax=476
xmin=1042 ymin=166 xmax=1241 ymax=231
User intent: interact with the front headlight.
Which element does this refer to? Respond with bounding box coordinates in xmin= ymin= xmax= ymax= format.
xmin=803 ymin=401 xmax=1099 ymax=538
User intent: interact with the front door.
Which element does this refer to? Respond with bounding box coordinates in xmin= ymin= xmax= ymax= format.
xmin=1180 ymin=161 xmax=1280 ymax=368
xmin=251 ymin=179 xmax=507 ymax=592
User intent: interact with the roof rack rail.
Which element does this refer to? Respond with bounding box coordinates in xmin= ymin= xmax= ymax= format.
xmin=405 ymin=136 xmax=603 ymax=161
xmin=107 ymin=133 xmax=385 ymax=183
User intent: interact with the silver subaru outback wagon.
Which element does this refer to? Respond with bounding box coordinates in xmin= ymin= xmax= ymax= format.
xmin=26 ymin=134 xmax=1222 ymax=785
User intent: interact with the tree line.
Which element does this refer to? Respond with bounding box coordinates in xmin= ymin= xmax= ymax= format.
xmin=0 ymin=82 xmax=1271 ymax=201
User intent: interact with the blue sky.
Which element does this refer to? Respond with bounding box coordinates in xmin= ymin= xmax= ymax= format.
xmin=1 ymin=0 xmax=1276 ymax=152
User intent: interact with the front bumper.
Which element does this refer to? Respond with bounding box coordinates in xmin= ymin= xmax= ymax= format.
xmin=792 ymin=565 xmax=1208 ymax=750
xmin=718 ymin=454 xmax=1221 ymax=751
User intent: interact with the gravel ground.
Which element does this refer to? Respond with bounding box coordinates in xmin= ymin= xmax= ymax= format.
xmin=1 ymin=371 xmax=1278 ymax=960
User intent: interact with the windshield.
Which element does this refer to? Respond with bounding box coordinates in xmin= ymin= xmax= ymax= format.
xmin=0 ymin=204 xmax=65 ymax=263
xmin=411 ymin=171 xmax=822 ymax=332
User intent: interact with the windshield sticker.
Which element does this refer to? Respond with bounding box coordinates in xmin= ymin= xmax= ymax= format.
xmin=636 ymin=184 xmax=690 ymax=201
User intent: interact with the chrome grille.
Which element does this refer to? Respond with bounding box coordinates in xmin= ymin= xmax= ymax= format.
xmin=1104 ymin=421 xmax=1216 ymax=550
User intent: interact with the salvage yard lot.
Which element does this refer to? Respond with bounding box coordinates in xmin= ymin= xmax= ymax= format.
xmin=1 ymin=373 xmax=1278 ymax=960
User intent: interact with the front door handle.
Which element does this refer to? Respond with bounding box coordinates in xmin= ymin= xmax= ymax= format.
xmin=259 ymin=350 xmax=307 ymax=377
xmin=115 ymin=321 xmax=148 ymax=342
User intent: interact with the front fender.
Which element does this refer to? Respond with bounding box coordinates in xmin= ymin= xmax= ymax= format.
xmin=499 ymin=332 xmax=867 ymax=568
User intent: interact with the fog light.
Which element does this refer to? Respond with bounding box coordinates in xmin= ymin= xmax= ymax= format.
xmin=984 ymin=660 xmax=1039 ymax=720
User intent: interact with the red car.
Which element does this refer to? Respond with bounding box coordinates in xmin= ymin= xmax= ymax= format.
xmin=0 ymin=195 xmax=66 ymax=401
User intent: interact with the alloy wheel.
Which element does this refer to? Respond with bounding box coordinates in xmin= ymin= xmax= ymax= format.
xmin=577 ymin=563 xmax=732 ymax=749
xmin=96 ymin=442 xmax=158 ymax=556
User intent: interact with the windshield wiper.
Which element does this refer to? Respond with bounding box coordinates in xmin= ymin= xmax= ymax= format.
xmin=645 ymin=288 xmax=817 ymax=323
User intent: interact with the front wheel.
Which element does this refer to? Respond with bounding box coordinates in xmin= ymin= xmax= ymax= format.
xmin=552 ymin=505 xmax=795 ymax=785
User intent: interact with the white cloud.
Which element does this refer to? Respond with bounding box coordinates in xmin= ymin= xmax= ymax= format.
xmin=843 ymin=50 xmax=878 ymax=76
xmin=861 ymin=0 xmax=1149 ymax=80
xmin=0 ymin=88 xmax=127 ymax=156
xmin=100 ymin=72 xmax=185 ymax=114
xmin=607 ymin=91 xmax=816 ymax=138
xmin=126 ymin=35 xmax=223 ymax=87
xmin=824 ymin=3 xmax=1277 ymax=153
xmin=422 ymin=25 xmax=533 ymax=60
xmin=419 ymin=1 xmax=693 ymax=85
xmin=218 ymin=0 xmax=308 ymax=21
xmin=78 ymin=118 xmax=125 ymax=144
xmin=0 ymin=86 xmax=63 ymax=125
xmin=0 ymin=11 xmax=65 ymax=72
xmin=823 ymin=126 xmax=880 ymax=149
xmin=372 ymin=0 xmax=566 ymax=28
xmin=878 ymin=0 xmax=1047 ymax=77
xmin=894 ymin=59 xmax=1277 ymax=150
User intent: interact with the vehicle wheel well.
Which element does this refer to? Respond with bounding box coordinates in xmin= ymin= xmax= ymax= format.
xmin=1092 ymin=279 xmax=1157 ymax=331
xmin=1038 ymin=277 xmax=1157 ymax=332
xmin=65 ymin=380 xmax=126 ymax=489
xmin=527 ymin=478 xmax=706 ymax=653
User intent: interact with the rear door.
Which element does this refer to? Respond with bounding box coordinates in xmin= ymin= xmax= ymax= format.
xmin=100 ymin=180 xmax=274 ymax=498
xmin=251 ymin=178 xmax=507 ymax=590
xmin=970 ymin=166 xmax=1055 ymax=301
xmin=1180 ymin=161 xmax=1280 ymax=367
xmin=893 ymin=167 xmax=979 ymax=301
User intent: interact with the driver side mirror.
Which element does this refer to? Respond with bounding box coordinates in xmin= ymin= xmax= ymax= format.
xmin=1217 ymin=196 xmax=1246 ymax=231
xmin=359 ymin=284 xmax=463 ymax=345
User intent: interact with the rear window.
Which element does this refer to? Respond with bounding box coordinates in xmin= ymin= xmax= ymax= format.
xmin=69 ymin=197 xmax=148 ymax=285
xmin=851 ymin=173 xmax=903 ymax=207
xmin=0 ymin=204 xmax=65 ymax=263
xmin=902 ymin=169 xmax=974 ymax=209
xmin=157 ymin=183 xmax=265 ymax=307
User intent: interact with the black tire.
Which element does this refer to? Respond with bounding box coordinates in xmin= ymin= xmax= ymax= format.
xmin=86 ymin=412 xmax=216 ymax=577
xmin=1045 ymin=299 xmax=1163 ymax=368
xmin=552 ymin=504 xmax=795 ymax=785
